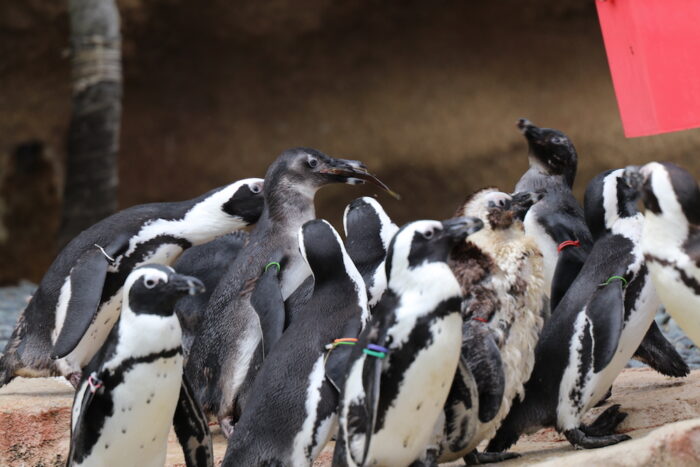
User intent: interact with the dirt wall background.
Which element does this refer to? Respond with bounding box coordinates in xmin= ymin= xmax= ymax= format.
xmin=2 ymin=0 xmax=700 ymax=283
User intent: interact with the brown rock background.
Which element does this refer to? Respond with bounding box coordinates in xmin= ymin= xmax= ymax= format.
xmin=2 ymin=0 xmax=700 ymax=283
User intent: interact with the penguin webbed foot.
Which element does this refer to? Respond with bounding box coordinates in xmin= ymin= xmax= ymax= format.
xmin=464 ymin=450 xmax=521 ymax=465
xmin=409 ymin=449 xmax=438 ymax=467
xmin=564 ymin=427 xmax=630 ymax=449
xmin=580 ymin=404 xmax=627 ymax=437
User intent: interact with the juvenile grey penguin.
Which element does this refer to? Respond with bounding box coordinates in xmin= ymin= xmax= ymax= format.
xmin=343 ymin=197 xmax=399 ymax=307
xmin=222 ymin=219 xmax=368 ymax=466
xmin=489 ymin=168 xmax=662 ymax=451
xmin=436 ymin=189 xmax=545 ymax=464
xmin=185 ymin=148 xmax=396 ymax=436
xmin=515 ymin=119 xmax=686 ymax=378
xmin=0 ymin=178 xmax=264 ymax=387
xmin=172 ymin=231 xmax=249 ymax=359
xmin=333 ymin=216 xmax=484 ymax=467
xmin=637 ymin=162 xmax=700 ymax=345
xmin=68 ymin=264 xmax=212 ymax=467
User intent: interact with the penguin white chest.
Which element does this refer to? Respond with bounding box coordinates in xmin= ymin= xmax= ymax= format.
xmin=524 ymin=213 xmax=557 ymax=295
xmin=367 ymin=313 xmax=462 ymax=466
xmin=648 ymin=261 xmax=700 ymax=346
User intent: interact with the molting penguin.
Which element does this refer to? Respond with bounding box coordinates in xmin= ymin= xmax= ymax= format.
xmin=0 ymin=178 xmax=264 ymax=388
xmin=185 ymin=148 xmax=396 ymax=436
xmin=172 ymin=231 xmax=249 ymax=359
xmin=490 ymin=168 xmax=661 ymax=451
xmin=514 ymin=120 xmax=686 ymax=378
xmin=437 ymin=188 xmax=545 ymax=464
xmin=343 ymin=197 xmax=399 ymax=307
xmin=333 ymin=216 xmax=484 ymax=467
xmin=514 ymin=118 xmax=592 ymax=311
xmin=67 ymin=264 xmax=212 ymax=467
xmin=637 ymin=162 xmax=700 ymax=346
xmin=222 ymin=219 xmax=368 ymax=466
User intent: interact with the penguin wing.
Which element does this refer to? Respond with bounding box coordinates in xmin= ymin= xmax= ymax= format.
xmin=542 ymin=212 xmax=592 ymax=310
xmin=51 ymin=238 xmax=127 ymax=359
xmin=462 ymin=321 xmax=505 ymax=423
xmin=633 ymin=321 xmax=689 ymax=378
xmin=325 ymin=316 xmax=364 ymax=392
xmin=586 ymin=280 xmax=625 ymax=373
xmin=284 ymin=276 xmax=314 ymax=327
xmin=250 ymin=260 xmax=285 ymax=358
xmin=683 ymin=228 xmax=700 ymax=266
xmin=173 ymin=374 xmax=214 ymax=467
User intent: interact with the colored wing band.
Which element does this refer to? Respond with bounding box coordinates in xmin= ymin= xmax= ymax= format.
xmin=265 ymin=262 xmax=281 ymax=272
xmin=324 ymin=338 xmax=359 ymax=350
xmin=557 ymin=239 xmax=581 ymax=253
xmin=364 ymin=344 xmax=389 ymax=358
xmin=472 ymin=317 xmax=488 ymax=323
xmin=94 ymin=244 xmax=115 ymax=263
xmin=600 ymin=275 xmax=628 ymax=288
xmin=363 ymin=349 xmax=387 ymax=359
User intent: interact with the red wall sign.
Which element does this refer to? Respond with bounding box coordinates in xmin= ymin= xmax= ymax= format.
xmin=596 ymin=0 xmax=700 ymax=137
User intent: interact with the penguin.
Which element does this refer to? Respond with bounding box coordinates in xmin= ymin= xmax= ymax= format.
xmin=637 ymin=162 xmax=700 ymax=346
xmin=435 ymin=188 xmax=545 ymax=464
xmin=222 ymin=219 xmax=369 ymax=466
xmin=343 ymin=197 xmax=399 ymax=307
xmin=67 ymin=264 xmax=213 ymax=467
xmin=172 ymin=231 xmax=249 ymax=359
xmin=333 ymin=216 xmax=484 ymax=467
xmin=0 ymin=178 xmax=264 ymax=388
xmin=185 ymin=148 xmax=397 ymax=437
xmin=515 ymin=119 xmax=687 ymax=378
xmin=489 ymin=168 xmax=661 ymax=451
xmin=514 ymin=118 xmax=592 ymax=311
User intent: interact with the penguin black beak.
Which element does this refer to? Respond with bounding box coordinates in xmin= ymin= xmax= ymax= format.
xmin=318 ymin=158 xmax=401 ymax=200
xmin=442 ymin=216 xmax=484 ymax=243
xmin=517 ymin=118 xmax=543 ymax=141
xmin=622 ymin=165 xmax=644 ymax=192
xmin=169 ymin=274 xmax=206 ymax=296
xmin=510 ymin=191 xmax=543 ymax=220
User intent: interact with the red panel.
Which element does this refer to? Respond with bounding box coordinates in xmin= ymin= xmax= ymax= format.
xmin=596 ymin=0 xmax=700 ymax=137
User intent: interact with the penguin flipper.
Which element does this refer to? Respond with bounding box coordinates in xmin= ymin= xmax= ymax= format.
xmin=284 ymin=276 xmax=314 ymax=327
xmin=325 ymin=318 xmax=364 ymax=392
xmin=250 ymin=260 xmax=285 ymax=358
xmin=586 ymin=280 xmax=625 ymax=373
xmin=173 ymin=374 xmax=214 ymax=467
xmin=550 ymin=246 xmax=588 ymax=311
xmin=51 ymin=246 xmax=116 ymax=359
xmin=462 ymin=321 xmax=505 ymax=423
xmin=633 ymin=321 xmax=689 ymax=377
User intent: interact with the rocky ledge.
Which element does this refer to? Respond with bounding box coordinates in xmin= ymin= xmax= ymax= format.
xmin=1 ymin=368 xmax=699 ymax=466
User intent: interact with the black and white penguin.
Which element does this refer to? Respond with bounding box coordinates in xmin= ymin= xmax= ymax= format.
xmin=185 ymin=148 xmax=396 ymax=436
xmin=343 ymin=196 xmax=398 ymax=307
xmin=0 ymin=178 xmax=264 ymax=388
xmin=68 ymin=264 xmax=212 ymax=467
xmin=514 ymin=118 xmax=592 ymax=311
xmin=489 ymin=168 xmax=661 ymax=451
xmin=333 ymin=216 xmax=484 ymax=467
xmin=222 ymin=219 xmax=368 ymax=466
xmin=172 ymin=231 xmax=249 ymax=359
xmin=436 ymin=188 xmax=545 ymax=464
xmin=514 ymin=119 xmax=687 ymax=378
xmin=637 ymin=162 xmax=700 ymax=346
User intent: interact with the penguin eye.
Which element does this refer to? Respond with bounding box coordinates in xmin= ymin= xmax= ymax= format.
xmin=550 ymin=136 xmax=565 ymax=145
xmin=422 ymin=229 xmax=434 ymax=239
xmin=144 ymin=278 xmax=158 ymax=289
xmin=307 ymin=158 xmax=319 ymax=169
xmin=250 ymin=183 xmax=261 ymax=194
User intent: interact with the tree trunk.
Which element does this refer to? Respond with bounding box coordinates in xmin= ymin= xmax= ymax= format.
xmin=58 ymin=0 xmax=121 ymax=248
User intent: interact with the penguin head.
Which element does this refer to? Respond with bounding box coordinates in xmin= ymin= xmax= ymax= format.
xmin=457 ymin=188 xmax=539 ymax=232
xmin=219 ymin=178 xmax=265 ymax=225
xmin=343 ymin=197 xmax=398 ymax=274
xmin=124 ymin=264 xmax=205 ymax=317
xmin=299 ymin=219 xmax=356 ymax=284
xmin=584 ymin=168 xmax=641 ymax=240
xmin=385 ymin=217 xmax=483 ymax=287
xmin=639 ymin=162 xmax=700 ymax=227
xmin=264 ymin=148 xmax=397 ymax=209
xmin=517 ymin=118 xmax=578 ymax=187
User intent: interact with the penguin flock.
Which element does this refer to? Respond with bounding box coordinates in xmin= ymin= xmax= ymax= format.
xmin=1 ymin=121 xmax=699 ymax=466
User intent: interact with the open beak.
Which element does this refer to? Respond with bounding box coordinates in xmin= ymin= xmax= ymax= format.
xmin=510 ymin=191 xmax=543 ymax=220
xmin=319 ymin=158 xmax=401 ymax=200
xmin=442 ymin=216 xmax=484 ymax=243
xmin=169 ymin=274 xmax=206 ymax=296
